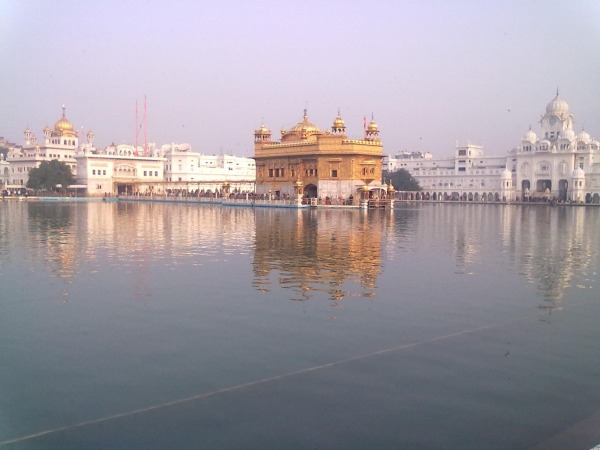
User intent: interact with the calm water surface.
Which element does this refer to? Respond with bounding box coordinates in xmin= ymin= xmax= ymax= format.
xmin=1 ymin=201 xmax=599 ymax=449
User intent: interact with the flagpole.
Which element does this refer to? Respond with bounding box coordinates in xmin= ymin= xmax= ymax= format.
xmin=144 ymin=95 xmax=147 ymax=157
xmin=135 ymin=100 xmax=138 ymax=156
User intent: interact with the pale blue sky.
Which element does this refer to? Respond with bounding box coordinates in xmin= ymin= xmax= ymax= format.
xmin=1 ymin=0 xmax=599 ymax=157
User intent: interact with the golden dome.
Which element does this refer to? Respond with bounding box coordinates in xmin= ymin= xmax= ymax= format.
xmin=287 ymin=109 xmax=321 ymax=138
xmin=332 ymin=110 xmax=345 ymax=129
xmin=53 ymin=107 xmax=78 ymax=137
xmin=255 ymin=123 xmax=270 ymax=135
xmin=367 ymin=118 xmax=378 ymax=132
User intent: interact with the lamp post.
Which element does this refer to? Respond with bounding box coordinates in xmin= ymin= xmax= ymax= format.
xmin=387 ymin=182 xmax=395 ymax=209
xmin=293 ymin=180 xmax=303 ymax=206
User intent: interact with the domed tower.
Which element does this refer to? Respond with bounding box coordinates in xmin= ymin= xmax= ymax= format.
xmin=24 ymin=127 xmax=32 ymax=145
xmin=254 ymin=123 xmax=272 ymax=143
xmin=52 ymin=106 xmax=78 ymax=139
xmin=500 ymin=168 xmax=513 ymax=201
xmin=87 ymin=130 xmax=95 ymax=145
xmin=521 ymin=126 xmax=537 ymax=152
xmin=365 ymin=114 xmax=380 ymax=142
xmin=541 ymin=90 xmax=574 ymax=140
xmin=43 ymin=126 xmax=52 ymax=140
xmin=576 ymin=129 xmax=591 ymax=143
xmin=282 ymin=109 xmax=322 ymax=141
xmin=331 ymin=109 xmax=346 ymax=135
xmin=571 ymin=167 xmax=585 ymax=202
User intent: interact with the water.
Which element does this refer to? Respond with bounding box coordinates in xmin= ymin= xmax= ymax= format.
xmin=1 ymin=201 xmax=599 ymax=449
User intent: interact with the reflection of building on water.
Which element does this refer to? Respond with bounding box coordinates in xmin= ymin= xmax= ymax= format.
xmin=418 ymin=204 xmax=597 ymax=311
xmin=13 ymin=202 xmax=257 ymax=291
xmin=505 ymin=206 xmax=594 ymax=311
xmin=7 ymin=200 xmax=597 ymax=311
xmin=24 ymin=203 xmax=81 ymax=280
xmin=252 ymin=209 xmax=389 ymax=302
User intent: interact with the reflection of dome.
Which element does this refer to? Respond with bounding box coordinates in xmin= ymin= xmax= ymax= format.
xmin=561 ymin=129 xmax=575 ymax=140
xmin=572 ymin=167 xmax=585 ymax=178
xmin=546 ymin=93 xmax=569 ymax=115
xmin=523 ymin=127 xmax=537 ymax=142
xmin=576 ymin=130 xmax=591 ymax=143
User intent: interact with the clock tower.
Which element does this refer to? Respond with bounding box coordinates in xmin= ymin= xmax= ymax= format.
xmin=540 ymin=90 xmax=574 ymax=141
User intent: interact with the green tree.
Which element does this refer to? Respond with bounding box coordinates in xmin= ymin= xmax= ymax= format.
xmin=27 ymin=160 xmax=75 ymax=191
xmin=383 ymin=168 xmax=421 ymax=191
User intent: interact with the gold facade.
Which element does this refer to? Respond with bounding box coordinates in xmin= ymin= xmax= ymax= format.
xmin=254 ymin=110 xmax=385 ymax=200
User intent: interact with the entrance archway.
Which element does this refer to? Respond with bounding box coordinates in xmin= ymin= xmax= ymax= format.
xmin=536 ymin=179 xmax=551 ymax=194
xmin=558 ymin=179 xmax=568 ymax=202
xmin=522 ymin=180 xmax=530 ymax=198
xmin=117 ymin=183 xmax=133 ymax=195
xmin=304 ymin=184 xmax=317 ymax=198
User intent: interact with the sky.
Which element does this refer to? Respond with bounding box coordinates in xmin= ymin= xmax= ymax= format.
xmin=1 ymin=0 xmax=599 ymax=158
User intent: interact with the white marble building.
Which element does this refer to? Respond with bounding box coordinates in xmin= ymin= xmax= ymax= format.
xmin=385 ymin=92 xmax=599 ymax=203
xmin=385 ymin=143 xmax=512 ymax=201
xmin=75 ymin=143 xmax=256 ymax=196
xmin=160 ymin=143 xmax=255 ymax=194
xmin=5 ymin=107 xmax=94 ymax=188
xmin=510 ymin=92 xmax=599 ymax=203
xmin=76 ymin=144 xmax=165 ymax=196
xmin=6 ymin=108 xmax=255 ymax=196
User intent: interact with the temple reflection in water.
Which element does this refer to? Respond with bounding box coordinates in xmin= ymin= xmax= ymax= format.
xmin=1 ymin=202 xmax=597 ymax=311
xmin=252 ymin=209 xmax=391 ymax=302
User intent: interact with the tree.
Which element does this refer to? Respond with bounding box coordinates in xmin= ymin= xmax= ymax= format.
xmin=27 ymin=160 xmax=75 ymax=191
xmin=383 ymin=168 xmax=421 ymax=191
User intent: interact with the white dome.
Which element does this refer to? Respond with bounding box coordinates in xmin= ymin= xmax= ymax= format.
xmin=560 ymin=129 xmax=575 ymax=140
xmin=500 ymin=169 xmax=512 ymax=179
xmin=523 ymin=128 xmax=537 ymax=142
xmin=546 ymin=93 xmax=569 ymax=115
xmin=572 ymin=167 xmax=585 ymax=178
xmin=576 ymin=130 xmax=591 ymax=143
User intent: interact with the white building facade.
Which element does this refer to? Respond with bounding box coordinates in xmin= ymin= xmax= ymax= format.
xmin=76 ymin=144 xmax=165 ymax=196
xmin=385 ymin=92 xmax=599 ymax=203
xmin=5 ymin=107 xmax=94 ymax=189
xmin=385 ymin=144 xmax=513 ymax=201
xmin=511 ymin=92 xmax=600 ymax=203
xmin=161 ymin=143 xmax=255 ymax=194
xmin=5 ymin=108 xmax=256 ymax=196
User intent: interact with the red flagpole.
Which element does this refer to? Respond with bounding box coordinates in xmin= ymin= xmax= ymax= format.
xmin=135 ymin=100 xmax=138 ymax=156
xmin=144 ymin=95 xmax=147 ymax=157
